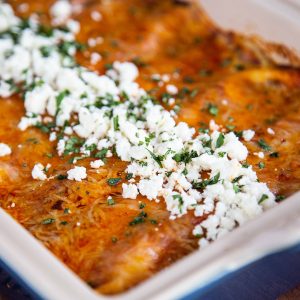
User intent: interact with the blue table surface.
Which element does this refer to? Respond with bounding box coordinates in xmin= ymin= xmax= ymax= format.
xmin=1 ymin=244 xmax=300 ymax=300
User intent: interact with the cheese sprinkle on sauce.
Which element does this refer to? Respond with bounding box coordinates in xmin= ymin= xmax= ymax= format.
xmin=0 ymin=2 xmax=276 ymax=246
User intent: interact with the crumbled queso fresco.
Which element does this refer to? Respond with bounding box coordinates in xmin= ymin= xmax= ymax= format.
xmin=0 ymin=2 xmax=276 ymax=247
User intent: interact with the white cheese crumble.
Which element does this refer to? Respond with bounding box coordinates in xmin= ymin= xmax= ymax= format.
xmin=0 ymin=143 xmax=11 ymax=157
xmin=254 ymin=152 xmax=265 ymax=159
xmin=122 ymin=183 xmax=139 ymax=199
xmin=90 ymin=52 xmax=101 ymax=65
xmin=243 ymin=130 xmax=255 ymax=141
xmin=0 ymin=3 xmax=277 ymax=248
xmin=67 ymin=166 xmax=87 ymax=181
xmin=166 ymin=84 xmax=178 ymax=95
xmin=91 ymin=11 xmax=102 ymax=22
xmin=32 ymin=163 xmax=47 ymax=180
xmin=50 ymin=0 xmax=72 ymax=25
xmin=267 ymin=127 xmax=275 ymax=135
xmin=90 ymin=159 xmax=104 ymax=168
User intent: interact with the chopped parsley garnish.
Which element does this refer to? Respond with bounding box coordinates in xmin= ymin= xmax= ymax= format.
xmin=269 ymin=152 xmax=279 ymax=158
xmin=207 ymin=103 xmax=218 ymax=116
xmin=172 ymin=149 xmax=198 ymax=164
xmin=150 ymin=219 xmax=158 ymax=225
xmin=145 ymin=132 xmax=155 ymax=146
xmin=58 ymin=40 xmax=86 ymax=57
xmin=56 ymin=174 xmax=67 ymax=180
xmin=216 ymin=133 xmax=225 ymax=148
xmin=258 ymin=162 xmax=265 ymax=169
xmin=60 ymin=221 xmax=68 ymax=225
xmin=165 ymin=171 xmax=173 ymax=177
xmin=275 ymin=195 xmax=285 ymax=202
xmin=232 ymin=175 xmax=243 ymax=183
xmin=107 ymin=177 xmax=122 ymax=186
xmin=64 ymin=208 xmax=70 ymax=214
xmin=226 ymin=124 xmax=235 ymax=131
xmin=234 ymin=131 xmax=243 ymax=138
xmin=146 ymin=149 xmax=163 ymax=168
xmin=95 ymin=148 xmax=108 ymax=159
xmin=131 ymin=57 xmax=147 ymax=67
xmin=63 ymin=136 xmax=84 ymax=156
xmin=193 ymin=173 xmax=220 ymax=189
xmin=129 ymin=211 xmax=147 ymax=226
xmin=41 ymin=218 xmax=55 ymax=225
xmin=56 ymin=89 xmax=70 ymax=115
xmin=190 ymin=88 xmax=199 ymax=98
xmin=40 ymin=45 xmax=52 ymax=57
xmin=258 ymin=194 xmax=269 ymax=204
xmin=107 ymin=197 xmax=115 ymax=206
xmin=139 ymin=203 xmax=146 ymax=209
xmin=126 ymin=173 xmax=133 ymax=180
xmin=26 ymin=137 xmax=39 ymax=144
xmin=113 ymin=115 xmax=120 ymax=131
xmin=183 ymin=76 xmax=195 ymax=84
xmin=173 ymin=194 xmax=184 ymax=213
xmin=235 ymin=64 xmax=245 ymax=71
xmin=111 ymin=236 xmax=118 ymax=243
xmin=257 ymin=139 xmax=272 ymax=151
xmin=218 ymin=152 xmax=226 ymax=158
xmin=233 ymin=184 xmax=240 ymax=193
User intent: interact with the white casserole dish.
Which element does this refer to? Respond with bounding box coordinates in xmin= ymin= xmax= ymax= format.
xmin=1 ymin=0 xmax=300 ymax=299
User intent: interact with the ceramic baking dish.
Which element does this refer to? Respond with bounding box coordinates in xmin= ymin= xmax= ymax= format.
xmin=1 ymin=0 xmax=300 ymax=299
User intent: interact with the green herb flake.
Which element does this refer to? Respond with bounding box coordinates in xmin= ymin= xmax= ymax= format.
xmin=226 ymin=124 xmax=236 ymax=131
xmin=172 ymin=149 xmax=198 ymax=164
xmin=207 ymin=103 xmax=218 ymax=116
xmin=56 ymin=89 xmax=70 ymax=115
xmin=183 ymin=76 xmax=195 ymax=84
xmin=63 ymin=136 xmax=84 ymax=156
xmin=113 ymin=115 xmax=120 ymax=131
xmin=139 ymin=203 xmax=146 ymax=209
xmin=107 ymin=197 xmax=115 ymax=206
xmin=95 ymin=148 xmax=108 ymax=159
xmin=192 ymin=173 xmax=220 ymax=189
xmin=232 ymin=175 xmax=243 ymax=183
xmin=233 ymin=184 xmax=240 ymax=193
xmin=150 ymin=219 xmax=158 ymax=225
xmin=275 ymin=195 xmax=285 ymax=202
xmin=111 ymin=236 xmax=118 ymax=243
xmin=146 ymin=149 xmax=163 ymax=168
xmin=257 ymin=139 xmax=272 ymax=151
xmin=258 ymin=194 xmax=269 ymax=204
xmin=126 ymin=173 xmax=133 ymax=180
xmin=258 ymin=162 xmax=265 ymax=169
xmin=172 ymin=194 xmax=184 ymax=213
xmin=269 ymin=152 xmax=279 ymax=158
xmin=129 ymin=211 xmax=147 ymax=226
xmin=216 ymin=133 xmax=225 ymax=148
xmin=64 ymin=208 xmax=70 ymax=214
xmin=107 ymin=178 xmax=122 ymax=186
xmin=41 ymin=218 xmax=55 ymax=225
xmin=57 ymin=174 xmax=68 ymax=180
xmin=218 ymin=152 xmax=226 ymax=158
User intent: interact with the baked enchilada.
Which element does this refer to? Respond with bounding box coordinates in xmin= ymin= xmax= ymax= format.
xmin=0 ymin=0 xmax=300 ymax=295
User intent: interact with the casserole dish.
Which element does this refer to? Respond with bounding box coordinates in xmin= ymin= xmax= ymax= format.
xmin=0 ymin=0 xmax=300 ymax=299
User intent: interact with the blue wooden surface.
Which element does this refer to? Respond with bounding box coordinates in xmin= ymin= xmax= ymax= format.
xmin=183 ymin=244 xmax=300 ymax=300
xmin=1 ymin=244 xmax=300 ymax=299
